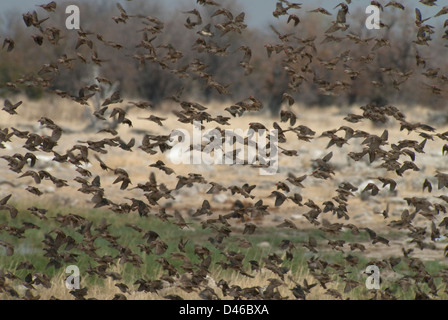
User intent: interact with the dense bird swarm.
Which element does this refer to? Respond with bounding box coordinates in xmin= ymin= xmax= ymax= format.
xmin=1 ymin=0 xmax=448 ymax=300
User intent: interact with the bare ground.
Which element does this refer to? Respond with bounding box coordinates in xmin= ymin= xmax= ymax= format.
xmin=1 ymin=97 xmax=448 ymax=266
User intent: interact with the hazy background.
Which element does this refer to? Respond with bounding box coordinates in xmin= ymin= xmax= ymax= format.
xmin=0 ymin=0 xmax=443 ymax=29
xmin=1 ymin=0 xmax=447 ymax=113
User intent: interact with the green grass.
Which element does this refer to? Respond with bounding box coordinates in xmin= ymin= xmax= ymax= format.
xmin=1 ymin=201 xmax=448 ymax=300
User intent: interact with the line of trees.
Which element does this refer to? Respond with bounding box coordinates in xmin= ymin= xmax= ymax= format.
xmin=0 ymin=1 xmax=447 ymax=113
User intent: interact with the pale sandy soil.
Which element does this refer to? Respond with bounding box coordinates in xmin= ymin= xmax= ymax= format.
xmin=1 ymin=96 xmax=448 ymax=264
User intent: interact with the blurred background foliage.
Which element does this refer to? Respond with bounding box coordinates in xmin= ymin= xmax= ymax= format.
xmin=0 ymin=0 xmax=447 ymax=113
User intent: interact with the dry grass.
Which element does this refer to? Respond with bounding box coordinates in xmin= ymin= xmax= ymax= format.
xmin=1 ymin=262 xmax=349 ymax=300
xmin=2 ymin=96 xmax=448 ymax=300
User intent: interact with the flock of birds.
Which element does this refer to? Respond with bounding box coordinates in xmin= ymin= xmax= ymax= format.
xmin=1 ymin=0 xmax=448 ymax=300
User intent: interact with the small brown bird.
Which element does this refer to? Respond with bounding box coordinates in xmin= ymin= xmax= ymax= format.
xmin=211 ymin=7 xmax=233 ymax=19
xmin=118 ymin=138 xmax=135 ymax=151
xmin=32 ymin=34 xmax=44 ymax=45
xmin=364 ymin=227 xmax=390 ymax=246
xmin=280 ymin=110 xmax=297 ymax=127
xmin=243 ymin=223 xmax=257 ymax=235
xmin=94 ymin=154 xmax=112 ymax=171
xmin=423 ymin=178 xmax=432 ymax=192
xmin=271 ymin=191 xmax=287 ymax=206
xmin=385 ymin=1 xmax=405 ymax=10
xmin=138 ymin=115 xmax=166 ymax=126
xmin=276 ymin=219 xmax=298 ymax=229
xmin=0 ymin=204 xmax=18 ymax=219
xmin=370 ymin=1 xmax=384 ymax=11
xmin=183 ymin=9 xmax=202 ymax=29
xmin=435 ymin=6 xmax=448 ymax=17
xmin=0 ymin=241 xmax=14 ymax=256
xmin=303 ymin=236 xmax=318 ymax=253
xmin=207 ymin=182 xmax=227 ymax=194
xmin=197 ymin=0 xmax=219 ymax=6
xmin=38 ymin=1 xmax=57 ymax=12
xmin=308 ymin=8 xmax=332 ymax=15
xmin=435 ymin=172 xmax=448 ymax=190
xmin=287 ymin=14 xmax=300 ymax=26
xmin=197 ymin=23 xmax=214 ymax=37
xmin=419 ymin=0 xmax=438 ymax=7
xmin=443 ymin=144 xmax=448 ymax=156
xmin=70 ymin=287 xmax=88 ymax=300
xmin=2 ymin=38 xmax=15 ymax=52
xmin=149 ymin=160 xmax=175 ymax=175
xmin=2 ymin=100 xmax=22 ymax=115
xmin=102 ymin=91 xmax=123 ymax=106
xmin=248 ymin=122 xmax=267 ymax=131
xmin=173 ymin=210 xmax=189 ymax=229
xmin=19 ymin=170 xmax=42 ymax=184
xmin=349 ymin=243 xmax=366 ymax=252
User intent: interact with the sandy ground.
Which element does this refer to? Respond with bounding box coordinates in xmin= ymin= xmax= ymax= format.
xmin=1 ymin=96 xmax=448 ymax=263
